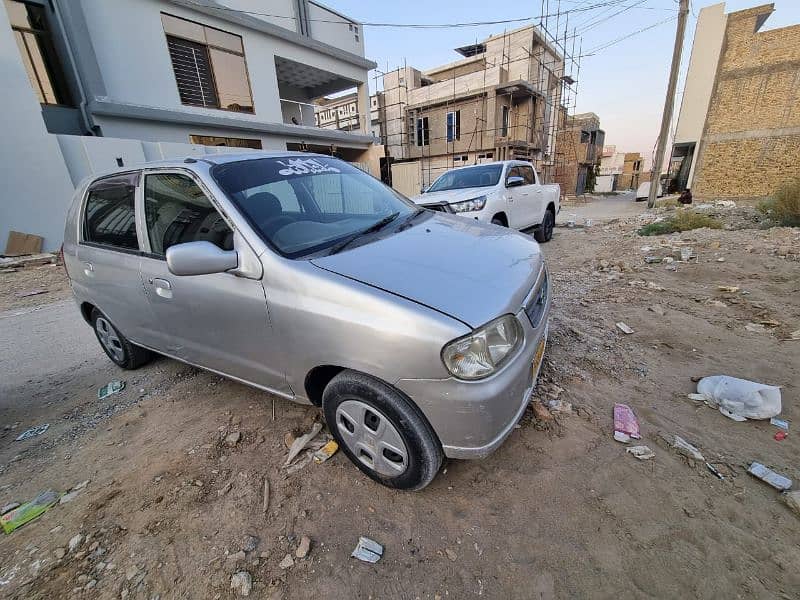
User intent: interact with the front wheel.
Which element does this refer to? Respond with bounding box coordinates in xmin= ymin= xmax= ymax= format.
xmin=534 ymin=208 xmax=555 ymax=242
xmin=322 ymin=371 xmax=443 ymax=491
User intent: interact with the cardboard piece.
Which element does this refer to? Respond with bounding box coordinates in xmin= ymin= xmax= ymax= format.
xmin=5 ymin=231 xmax=43 ymax=256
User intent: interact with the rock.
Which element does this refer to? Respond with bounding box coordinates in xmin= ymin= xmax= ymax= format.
xmin=278 ymin=554 xmax=294 ymax=569
xmin=217 ymin=482 xmax=232 ymax=497
xmin=68 ymin=534 xmax=84 ymax=553
xmin=532 ymin=402 xmax=553 ymax=422
xmin=125 ymin=565 xmax=139 ymax=581
xmin=284 ymin=432 xmax=296 ymax=449
xmin=295 ymin=535 xmax=311 ymax=559
xmin=649 ymin=304 xmax=665 ymax=316
xmin=784 ymin=490 xmax=800 ymax=516
xmin=86 ymin=579 xmax=97 ymax=590
xmin=54 ymin=547 xmax=66 ymax=559
xmin=73 ymin=480 xmax=90 ymax=491
xmin=194 ymin=480 xmax=204 ymax=487
xmin=230 ymin=571 xmax=253 ymax=597
xmin=445 ymin=548 xmax=457 ymax=562
xmin=89 ymin=541 xmax=99 ymax=552
xmin=225 ymin=431 xmax=242 ymax=447
xmin=227 ymin=550 xmax=246 ymax=563
xmin=77 ymin=574 xmax=89 ymax=584
xmin=242 ymin=535 xmax=259 ymax=553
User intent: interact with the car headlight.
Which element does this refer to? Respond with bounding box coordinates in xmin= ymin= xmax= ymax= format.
xmin=441 ymin=314 xmax=523 ymax=380
xmin=449 ymin=195 xmax=487 ymax=213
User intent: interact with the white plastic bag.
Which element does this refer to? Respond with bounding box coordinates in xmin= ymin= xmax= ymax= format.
xmin=696 ymin=375 xmax=781 ymax=421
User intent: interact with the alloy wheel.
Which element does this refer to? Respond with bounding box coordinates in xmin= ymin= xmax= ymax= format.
xmin=95 ymin=316 xmax=125 ymax=363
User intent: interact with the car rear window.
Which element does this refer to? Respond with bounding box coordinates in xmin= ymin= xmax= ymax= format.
xmin=83 ymin=173 xmax=140 ymax=251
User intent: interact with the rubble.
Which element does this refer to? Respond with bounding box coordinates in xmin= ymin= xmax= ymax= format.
xmin=230 ymin=571 xmax=252 ymax=597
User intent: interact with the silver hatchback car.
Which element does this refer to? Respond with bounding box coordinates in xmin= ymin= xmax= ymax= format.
xmin=63 ymin=153 xmax=550 ymax=490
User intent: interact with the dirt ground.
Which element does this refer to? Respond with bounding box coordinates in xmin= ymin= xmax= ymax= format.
xmin=1 ymin=201 xmax=799 ymax=599
xmin=0 ymin=262 xmax=70 ymax=313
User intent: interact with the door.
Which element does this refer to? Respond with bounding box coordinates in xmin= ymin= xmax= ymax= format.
xmin=504 ymin=166 xmax=529 ymax=229
xmin=76 ymin=172 xmax=151 ymax=340
xmin=137 ymin=171 xmax=287 ymax=392
xmin=519 ymin=164 xmax=544 ymax=228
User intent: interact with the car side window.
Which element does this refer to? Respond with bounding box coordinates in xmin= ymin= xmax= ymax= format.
xmin=144 ymin=173 xmax=233 ymax=257
xmin=83 ymin=173 xmax=140 ymax=251
xmin=506 ymin=166 xmax=522 ymax=186
xmin=521 ymin=166 xmax=535 ymax=185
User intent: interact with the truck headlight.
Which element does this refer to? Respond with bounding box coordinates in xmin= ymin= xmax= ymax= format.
xmin=441 ymin=314 xmax=523 ymax=380
xmin=449 ymin=195 xmax=487 ymax=213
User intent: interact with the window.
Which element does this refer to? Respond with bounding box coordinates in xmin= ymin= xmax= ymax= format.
xmin=500 ymin=106 xmax=510 ymax=137
xmin=244 ymin=180 xmax=301 ymax=212
xmin=144 ymin=173 xmax=233 ymax=256
xmin=427 ymin=164 xmax=503 ymax=192
xmin=506 ymin=166 xmax=524 ymax=185
xmin=446 ymin=110 xmax=461 ymax=142
xmin=520 ymin=165 xmax=535 ymax=185
xmin=162 ymin=13 xmax=253 ymax=113
xmin=6 ymin=0 xmax=71 ymax=105
xmin=190 ymin=135 xmax=262 ymax=149
xmin=416 ymin=117 xmax=429 ymax=146
xmin=83 ymin=174 xmax=139 ymax=251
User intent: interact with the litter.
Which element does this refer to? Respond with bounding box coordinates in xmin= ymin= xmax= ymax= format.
xmin=706 ymin=463 xmax=725 ymax=480
xmin=694 ymin=375 xmax=781 ymax=421
xmin=17 ymin=289 xmax=48 ymax=298
xmin=14 ymin=423 xmax=49 ymax=441
xmin=774 ymin=431 xmax=788 ymax=442
xmin=284 ymin=422 xmax=323 ymax=467
xmin=667 ymin=434 xmax=705 ymax=463
xmin=788 ymin=329 xmax=800 ymax=341
xmin=626 ymin=446 xmax=655 ymax=460
xmin=616 ymin=322 xmax=634 ymax=335
xmin=0 ymin=503 xmax=20 ymax=516
xmin=748 ymin=462 xmax=792 ymax=491
xmin=1 ymin=490 xmax=59 ymax=534
xmin=770 ymin=417 xmax=789 ymax=431
xmin=613 ymin=404 xmax=641 ymax=440
xmin=351 ymin=536 xmax=383 ymax=563
xmin=644 ymin=256 xmax=662 ymax=264
xmin=312 ymin=440 xmax=339 ymax=464
xmin=262 ymin=477 xmax=269 ymax=514
xmin=717 ymin=285 xmax=739 ymax=293
xmin=97 ymin=380 xmax=125 ymax=400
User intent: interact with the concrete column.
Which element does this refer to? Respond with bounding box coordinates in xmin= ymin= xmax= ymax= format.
xmin=356 ymin=82 xmax=370 ymax=134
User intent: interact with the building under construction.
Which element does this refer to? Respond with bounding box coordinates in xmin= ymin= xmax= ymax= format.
xmin=369 ymin=22 xmax=583 ymax=197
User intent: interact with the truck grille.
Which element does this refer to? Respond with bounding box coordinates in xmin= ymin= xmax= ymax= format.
xmin=524 ymin=270 xmax=548 ymax=328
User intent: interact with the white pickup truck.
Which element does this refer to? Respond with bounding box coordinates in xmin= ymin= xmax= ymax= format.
xmin=411 ymin=160 xmax=561 ymax=242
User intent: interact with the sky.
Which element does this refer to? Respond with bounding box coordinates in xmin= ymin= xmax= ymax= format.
xmin=322 ymin=0 xmax=800 ymax=166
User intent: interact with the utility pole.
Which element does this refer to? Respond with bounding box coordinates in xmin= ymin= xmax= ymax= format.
xmin=648 ymin=0 xmax=690 ymax=208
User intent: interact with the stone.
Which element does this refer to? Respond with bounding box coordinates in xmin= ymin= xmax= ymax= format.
xmin=784 ymin=490 xmax=800 ymax=516
xmin=225 ymin=432 xmax=242 ymax=447
xmin=532 ymin=402 xmax=553 ymax=422
xmin=230 ymin=571 xmax=252 ymax=597
xmin=445 ymin=548 xmax=457 ymax=562
xmin=217 ymin=482 xmax=232 ymax=497
xmin=227 ymin=550 xmax=246 ymax=563
xmin=68 ymin=534 xmax=83 ymax=553
xmin=86 ymin=580 xmax=97 ymax=590
xmin=295 ymin=535 xmax=311 ymax=559
xmin=54 ymin=547 xmax=66 ymax=560
xmin=125 ymin=565 xmax=139 ymax=581
xmin=242 ymin=535 xmax=259 ymax=553
xmin=278 ymin=554 xmax=294 ymax=569
xmin=648 ymin=304 xmax=666 ymax=316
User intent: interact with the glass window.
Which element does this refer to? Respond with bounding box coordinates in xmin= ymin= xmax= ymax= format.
xmin=427 ymin=164 xmax=503 ymax=192
xmin=506 ymin=166 xmax=523 ymax=184
xmin=190 ymin=135 xmax=262 ymax=149
xmin=162 ymin=13 xmax=253 ymax=113
xmin=500 ymin=105 xmax=509 ymax=137
xmin=520 ymin=166 xmax=535 ymax=185
xmin=144 ymin=173 xmax=233 ymax=256
xmin=212 ymin=156 xmax=418 ymax=258
xmin=416 ymin=117 xmax=429 ymax=146
xmin=83 ymin=174 xmax=139 ymax=250
xmin=6 ymin=0 xmax=71 ymax=106
xmin=446 ymin=110 xmax=460 ymax=142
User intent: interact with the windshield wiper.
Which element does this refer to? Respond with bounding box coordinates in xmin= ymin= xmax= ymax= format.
xmin=328 ymin=212 xmax=400 ymax=255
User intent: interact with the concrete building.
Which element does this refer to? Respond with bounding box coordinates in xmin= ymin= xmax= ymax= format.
xmin=553 ymin=112 xmax=605 ymax=196
xmin=595 ymin=145 xmax=624 ymax=193
xmin=671 ymin=2 xmax=800 ymax=199
xmin=1 ymin=0 xmax=378 ymax=250
xmin=620 ymin=152 xmax=644 ymax=190
xmin=375 ymin=26 xmax=565 ymax=196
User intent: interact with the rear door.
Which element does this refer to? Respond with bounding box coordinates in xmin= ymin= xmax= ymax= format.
xmin=519 ymin=164 xmax=544 ymax=228
xmin=137 ymin=170 xmax=287 ymax=392
xmin=504 ymin=166 xmax=528 ymax=229
xmin=76 ymin=172 xmax=150 ymax=340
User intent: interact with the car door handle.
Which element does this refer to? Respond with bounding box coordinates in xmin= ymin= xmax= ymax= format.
xmin=152 ymin=278 xmax=173 ymax=299
xmin=83 ymin=262 xmax=94 ymax=277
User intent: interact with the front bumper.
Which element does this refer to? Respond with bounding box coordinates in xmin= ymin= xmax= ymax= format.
xmin=396 ymin=290 xmax=550 ymax=460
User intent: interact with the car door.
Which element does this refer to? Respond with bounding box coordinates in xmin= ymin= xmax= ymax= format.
xmin=504 ymin=166 xmax=528 ymax=229
xmin=76 ymin=172 xmax=151 ymax=340
xmin=137 ymin=169 xmax=288 ymax=393
xmin=519 ymin=164 xmax=544 ymax=228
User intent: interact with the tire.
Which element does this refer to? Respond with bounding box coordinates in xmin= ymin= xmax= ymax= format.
xmin=91 ymin=308 xmax=152 ymax=370
xmin=491 ymin=217 xmax=506 ymax=227
xmin=322 ymin=370 xmax=443 ymax=491
xmin=534 ymin=208 xmax=555 ymax=243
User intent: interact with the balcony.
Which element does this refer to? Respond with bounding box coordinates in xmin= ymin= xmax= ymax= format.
xmin=407 ymin=66 xmax=506 ymax=108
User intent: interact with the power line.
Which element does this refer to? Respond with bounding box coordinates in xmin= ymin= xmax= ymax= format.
xmin=584 ymin=15 xmax=677 ymax=55
xmin=181 ymin=0 xmax=635 ymax=29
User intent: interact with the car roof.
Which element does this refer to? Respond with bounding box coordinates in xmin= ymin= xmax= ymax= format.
xmin=84 ymin=151 xmax=331 ymax=182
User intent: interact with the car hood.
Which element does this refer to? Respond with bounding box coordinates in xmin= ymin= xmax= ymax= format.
xmin=310 ymin=213 xmax=542 ymax=328
xmin=411 ymin=187 xmax=493 ymax=206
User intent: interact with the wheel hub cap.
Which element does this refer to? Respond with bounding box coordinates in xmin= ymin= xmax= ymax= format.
xmin=335 ymin=400 xmax=408 ymax=476
xmin=95 ymin=317 xmax=125 ymax=363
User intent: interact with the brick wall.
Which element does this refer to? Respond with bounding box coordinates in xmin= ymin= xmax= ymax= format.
xmin=693 ymin=4 xmax=800 ymax=200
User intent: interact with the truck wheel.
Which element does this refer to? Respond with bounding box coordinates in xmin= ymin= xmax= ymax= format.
xmin=91 ymin=308 xmax=152 ymax=369
xmin=491 ymin=217 xmax=506 ymax=227
xmin=322 ymin=370 xmax=443 ymax=491
xmin=534 ymin=208 xmax=555 ymax=242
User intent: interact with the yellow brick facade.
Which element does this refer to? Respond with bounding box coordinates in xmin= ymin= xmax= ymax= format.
xmin=693 ymin=4 xmax=800 ymax=200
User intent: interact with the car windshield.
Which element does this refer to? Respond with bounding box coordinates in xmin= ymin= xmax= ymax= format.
xmin=211 ymin=156 xmax=417 ymax=258
xmin=427 ymin=164 xmax=503 ymax=192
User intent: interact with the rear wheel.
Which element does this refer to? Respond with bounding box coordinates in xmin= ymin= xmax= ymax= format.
xmin=91 ymin=308 xmax=152 ymax=369
xmin=322 ymin=370 xmax=443 ymax=491
xmin=534 ymin=208 xmax=555 ymax=242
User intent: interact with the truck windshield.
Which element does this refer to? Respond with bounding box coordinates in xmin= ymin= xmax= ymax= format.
xmin=211 ymin=156 xmax=418 ymax=258
xmin=427 ymin=164 xmax=503 ymax=192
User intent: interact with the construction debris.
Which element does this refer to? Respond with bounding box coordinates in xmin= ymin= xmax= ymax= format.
xmin=15 ymin=423 xmax=49 ymax=441
xmin=351 ymin=537 xmax=383 ymax=563
xmin=748 ymin=462 xmax=792 ymax=491
xmin=626 ymin=446 xmax=655 ymax=460
xmin=616 ymin=322 xmax=634 ymax=335
xmin=694 ymin=375 xmax=781 ymax=421
xmin=284 ymin=422 xmax=323 ymax=467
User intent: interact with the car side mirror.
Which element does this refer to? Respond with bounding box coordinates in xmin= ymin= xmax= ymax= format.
xmin=420 ymin=186 xmax=428 ymax=194
xmin=166 ymin=241 xmax=238 ymax=276
xmin=506 ymin=176 xmax=525 ymax=188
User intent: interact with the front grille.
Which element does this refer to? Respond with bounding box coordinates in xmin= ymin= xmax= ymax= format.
xmin=524 ymin=270 xmax=548 ymax=328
